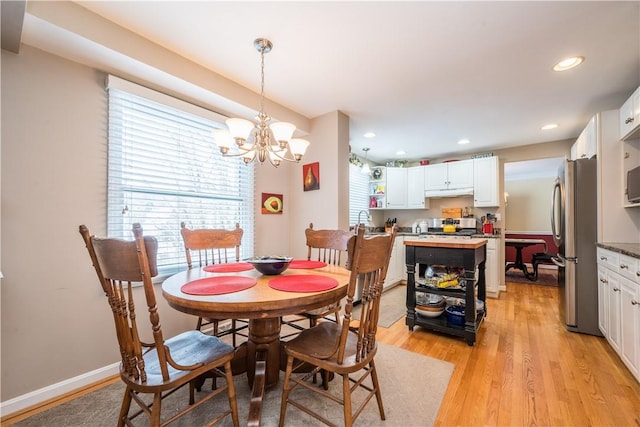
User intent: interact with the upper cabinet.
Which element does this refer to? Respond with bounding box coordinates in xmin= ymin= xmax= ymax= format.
xmin=384 ymin=167 xmax=430 ymax=210
xmin=473 ymin=156 xmax=500 ymax=207
xmin=407 ymin=166 xmax=427 ymax=209
xmin=424 ymin=159 xmax=474 ymax=192
xmin=385 ymin=167 xmax=408 ymax=208
xmin=571 ymin=115 xmax=597 ymax=160
xmin=620 ymin=86 xmax=640 ymax=141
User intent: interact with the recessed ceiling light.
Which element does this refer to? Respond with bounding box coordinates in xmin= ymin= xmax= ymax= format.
xmin=363 ymin=132 xmax=376 ymax=138
xmin=457 ymin=139 xmax=470 ymax=145
xmin=541 ymin=123 xmax=558 ymax=130
xmin=396 ymin=150 xmax=406 ymax=156
xmin=553 ymin=56 xmax=584 ymax=71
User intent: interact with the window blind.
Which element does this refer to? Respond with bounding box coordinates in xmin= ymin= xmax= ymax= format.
xmin=349 ymin=162 xmax=370 ymax=226
xmin=107 ymin=77 xmax=255 ymax=275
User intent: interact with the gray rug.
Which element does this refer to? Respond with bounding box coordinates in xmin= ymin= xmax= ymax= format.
xmin=353 ymin=284 xmax=406 ymax=328
xmin=15 ymin=343 xmax=453 ymax=427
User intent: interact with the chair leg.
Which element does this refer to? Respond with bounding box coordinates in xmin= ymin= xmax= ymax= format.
xmin=369 ymin=359 xmax=386 ymax=420
xmin=231 ymin=319 xmax=237 ymax=347
xmin=151 ymin=392 xmax=162 ymax=426
xmin=224 ymin=360 xmax=240 ymax=427
xmin=117 ymin=386 xmax=133 ymax=427
xmin=278 ymin=356 xmax=295 ymax=427
xmin=342 ymin=373 xmax=353 ymax=427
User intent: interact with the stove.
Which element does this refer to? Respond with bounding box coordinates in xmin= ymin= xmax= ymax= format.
xmin=421 ymin=217 xmax=480 ymax=237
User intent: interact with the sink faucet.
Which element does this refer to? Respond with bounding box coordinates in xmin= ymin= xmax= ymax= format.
xmin=357 ymin=210 xmax=371 ymax=231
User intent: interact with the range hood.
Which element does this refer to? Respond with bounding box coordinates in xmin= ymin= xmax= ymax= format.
xmin=424 ymin=187 xmax=474 ymax=198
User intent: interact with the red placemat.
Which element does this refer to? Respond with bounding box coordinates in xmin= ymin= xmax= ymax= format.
xmin=289 ymin=260 xmax=328 ymax=269
xmin=268 ymin=275 xmax=338 ymax=293
xmin=181 ymin=276 xmax=256 ymax=295
xmin=203 ymin=262 xmax=253 ymax=273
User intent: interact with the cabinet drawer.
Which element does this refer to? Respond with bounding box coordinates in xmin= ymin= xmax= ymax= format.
xmin=618 ymin=253 xmax=640 ymax=284
xmin=597 ymin=248 xmax=619 ymax=272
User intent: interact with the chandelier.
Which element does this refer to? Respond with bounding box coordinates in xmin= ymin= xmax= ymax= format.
xmin=212 ymin=38 xmax=310 ymax=167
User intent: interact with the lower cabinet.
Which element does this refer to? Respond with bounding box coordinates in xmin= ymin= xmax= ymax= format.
xmin=384 ymin=236 xmax=405 ymax=288
xmin=597 ymin=247 xmax=640 ymax=382
xmin=485 ymin=238 xmax=500 ymax=298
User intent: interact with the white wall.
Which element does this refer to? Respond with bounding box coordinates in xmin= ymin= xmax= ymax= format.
xmin=504 ymin=177 xmax=555 ymax=232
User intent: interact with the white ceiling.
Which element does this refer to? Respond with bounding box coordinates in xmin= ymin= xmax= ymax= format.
xmin=17 ymin=1 xmax=640 ymax=163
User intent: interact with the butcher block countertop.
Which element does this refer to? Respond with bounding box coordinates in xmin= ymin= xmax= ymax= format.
xmin=404 ymin=237 xmax=488 ymax=249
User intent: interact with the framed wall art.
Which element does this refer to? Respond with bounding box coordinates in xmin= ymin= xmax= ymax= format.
xmin=261 ymin=193 xmax=283 ymax=214
xmin=302 ymin=162 xmax=320 ymax=191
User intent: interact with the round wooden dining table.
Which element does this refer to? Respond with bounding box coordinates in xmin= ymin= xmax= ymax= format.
xmin=162 ymin=263 xmax=350 ymax=424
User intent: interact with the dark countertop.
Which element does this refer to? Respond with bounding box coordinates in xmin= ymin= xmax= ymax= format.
xmin=596 ymin=242 xmax=640 ymax=259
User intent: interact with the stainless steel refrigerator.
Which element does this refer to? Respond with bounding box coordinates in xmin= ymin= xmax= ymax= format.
xmin=550 ymin=157 xmax=601 ymax=336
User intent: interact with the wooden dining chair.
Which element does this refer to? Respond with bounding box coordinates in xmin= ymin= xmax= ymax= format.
xmin=278 ymin=224 xmax=397 ymax=427
xmin=79 ymin=223 xmax=239 ymax=427
xmin=180 ymin=222 xmax=248 ymax=347
xmin=281 ymin=223 xmax=353 ymax=338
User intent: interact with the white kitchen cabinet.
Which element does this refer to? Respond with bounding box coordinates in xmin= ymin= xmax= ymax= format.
xmin=384 ymin=235 xmax=405 ymax=288
xmin=619 ymin=86 xmax=640 ymax=140
xmin=473 ymin=156 xmax=500 ymax=207
xmin=383 ymin=167 xmax=429 ymax=210
xmin=385 ymin=167 xmax=408 ymax=209
xmin=597 ymin=247 xmax=640 ymax=382
xmin=407 ymin=166 xmax=427 ymax=208
xmin=571 ymin=115 xmax=597 ymax=160
xmin=620 ymin=277 xmax=639 ymax=380
xmin=424 ymin=159 xmax=474 ymax=192
xmin=485 ymin=237 xmax=500 ymax=298
xmin=598 ymin=267 xmax=609 ymax=336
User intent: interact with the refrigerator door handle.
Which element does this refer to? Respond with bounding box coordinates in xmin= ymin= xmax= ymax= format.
xmin=551 ymin=177 xmax=564 ymax=248
xmin=551 ymin=254 xmax=565 ymax=268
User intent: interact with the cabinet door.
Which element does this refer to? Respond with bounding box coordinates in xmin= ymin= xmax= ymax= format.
xmin=485 ymin=239 xmax=499 ymax=296
xmin=385 ymin=167 xmax=408 ymax=208
xmin=407 ymin=166 xmax=426 ymax=208
xmin=447 ymin=160 xmax=474 ymax=189
xmin=473 ymin=156 xmax=499 ymax=207
xmin=384 ymin=236 xmax=405 ymax=288
xmin=620 ymin=278 xmax=639 ymax=380
xmin=620 ymin=87 xmax=640 ymax=140
xmin=608 ymin=272 xmax=622 ymax=353
xmin=424 ymin=163 xmax=449 ymax=191
xmin=573 ymin=115 xmax=597 ymax=160
xmin=598 ymin=267 xmax=609 ymax=336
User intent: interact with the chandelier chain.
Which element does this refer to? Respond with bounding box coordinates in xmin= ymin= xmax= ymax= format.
xmin=260 ymin=44 xmax=266 ymax=116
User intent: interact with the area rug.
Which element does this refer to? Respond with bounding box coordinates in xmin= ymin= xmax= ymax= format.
xmin=352 ymin=284 xmax=406 ymax=328
xmin=15 ymin=343 xmax=453 ymax=427
xmin=505 ymin=268 xmax=558 ymax=286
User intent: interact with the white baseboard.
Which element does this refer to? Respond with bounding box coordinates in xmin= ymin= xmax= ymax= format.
xmin=1 ymin=362 xmax=120 ymax=417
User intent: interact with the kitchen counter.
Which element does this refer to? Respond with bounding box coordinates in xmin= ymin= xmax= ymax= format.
xmin=596 ymin=242 xmax=640 ymax=259
xmin=404 ymin=237 xmax=488 ymax=248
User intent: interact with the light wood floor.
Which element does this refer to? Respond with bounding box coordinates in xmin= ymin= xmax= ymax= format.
xmin=377 ymin=281 xmax=640 ymax=426
xmin=4 ymin=280 xmax=639 ymax=426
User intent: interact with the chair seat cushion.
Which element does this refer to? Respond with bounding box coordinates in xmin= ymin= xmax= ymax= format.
xmin=284 ymin=322 xmax=375 ymax=373
xmin=122 ymin=330 xmax=234 ymax=388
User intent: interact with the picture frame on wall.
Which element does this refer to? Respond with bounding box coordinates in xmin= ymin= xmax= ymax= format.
xmin=261 ymin=193 xmax=283 ymax=214
xmin=303 ymin=162 xmax=320 ymax=191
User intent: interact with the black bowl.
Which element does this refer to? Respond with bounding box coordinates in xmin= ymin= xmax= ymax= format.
xmin=247 ymin=256 xmax=293 ymax=275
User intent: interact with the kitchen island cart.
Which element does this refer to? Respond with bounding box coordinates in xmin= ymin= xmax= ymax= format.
xmin=404 ymin=238 xmax=487 ymax=345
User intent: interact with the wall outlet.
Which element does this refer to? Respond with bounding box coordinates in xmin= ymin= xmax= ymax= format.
xmin=495 ymin=213 xmax=502 ymax=221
